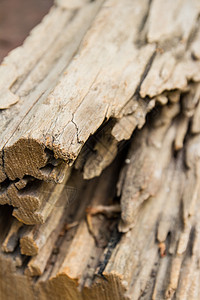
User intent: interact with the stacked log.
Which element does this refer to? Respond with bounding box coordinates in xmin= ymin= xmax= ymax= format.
xmin=0 ymin=0 xmax=200 ymax=299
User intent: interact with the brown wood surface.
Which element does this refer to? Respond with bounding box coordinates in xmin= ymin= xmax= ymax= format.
xmin=0 ymin=0 xmax=200 ymax=299
xmin=0 ymin=0 xmax=200 ymax=225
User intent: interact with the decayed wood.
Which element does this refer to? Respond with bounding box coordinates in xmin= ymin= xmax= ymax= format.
xmin=117 ymin=101 xmax=180 ymax=232
xmin=1 ymin=0 xmax=199 ymax=181
xmin=0 ymin=165 xmax=71 ymax=225
xmin=2 ymin=219 xmax=23 ymax=253
xmin=0 ymin=156 xmax=123 ymax=298
xmin=117 ymin=82 xmax=200 ymax=233
xmin=0 ymin=0 xmax=200 ymax=299
xmin=82 ymin=97 xmax=156 ymax=180
xmin=0 ymin=0 xmax=104 ymax=222
xmin=0 ymin=0 xmax=200 ymax=224
xmin=52 ymin=0 xmax=200 ymax=184
xmin=19 ymin=172 xmax=80 ymax=256
xmin=1 ymin=0 xmax=156 ymax=184
xmin=12 ymin=167 xmax=71 ymax=225
xmin=1 ymin=117 xmax=200 ymax=299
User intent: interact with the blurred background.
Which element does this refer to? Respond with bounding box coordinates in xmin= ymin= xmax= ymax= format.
xmin=0 ymin=0 xmax=53 ymax=62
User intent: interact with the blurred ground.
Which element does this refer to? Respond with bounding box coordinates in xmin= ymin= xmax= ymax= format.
xmin=0 ymin=0 xmax=53 ymax=62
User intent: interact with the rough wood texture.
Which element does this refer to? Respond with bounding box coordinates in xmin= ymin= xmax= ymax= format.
xmin=0 ymin=84 xmax=200 ymax=299
xmin=117 ymin=101 xmax=180 ymax=232
xmin=0 ymin=0 xmax=200 ymax=299
xmin=1 ymin=117 xmax=200 ymax=299
xmin=1 ymin=0 xmax=200 ymax=224
xmin=0 ymin=0 xmax=103 ymax=223
xmin=0 ymin=165 xmax=71 ymax=224
xmin=1 ymin=0 xmax=155 ymax=182
xmin=0 ymin=0 xmax=199 ymax=224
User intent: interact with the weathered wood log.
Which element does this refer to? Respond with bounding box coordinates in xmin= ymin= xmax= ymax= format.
xmin=0 ymin=0 xmax=104 ymax=222
xmin=0 ymin=0 xmax=200 ymax=299
xmin=0 ymin=123 xmax=200 ymax=299
xmin=0 ymin=82 xmax=199 ymax=297
xmin=1 ymin=0 xmax=155 ymax=182
xmin=1 ymin=0 xmax=200 ymax=224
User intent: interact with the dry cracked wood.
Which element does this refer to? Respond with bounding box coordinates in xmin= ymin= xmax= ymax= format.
xmin=117 ymin=101 xmax=179 ymax=232
xmin=0 ymin=0 xmax=104 ymax=182
xmin=117 ymin=82 xmax=200 ymax=232
xmin=0 ymin=165 xmax=71 ymax=224
xmin=1 ymin=0 xmax=200 ymax=224
xmin=1 ymin=89 xmax=200 ymax=300
xmin=69 ymin=0 xmax=200 ymax=180
xmin=0 ymin=0 xmax=104 ymax=223
xmin=19 ymin=173 xmax=81 ymax=256
xmin=80 ymin=0 xmax=200 ymax=180
xmin=0 ymin=1 xmax=200 ymax=299
xmin=1 ymin=0 xmax=156 ymax=183
xmin=0 ymin=0 xmax=199 ymax=180
xmin=0 ymin=123 xmax=200 ymax=299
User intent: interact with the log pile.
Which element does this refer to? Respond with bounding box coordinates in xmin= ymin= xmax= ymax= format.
xmin=0 ymin=0 xmax=200 ymax=299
